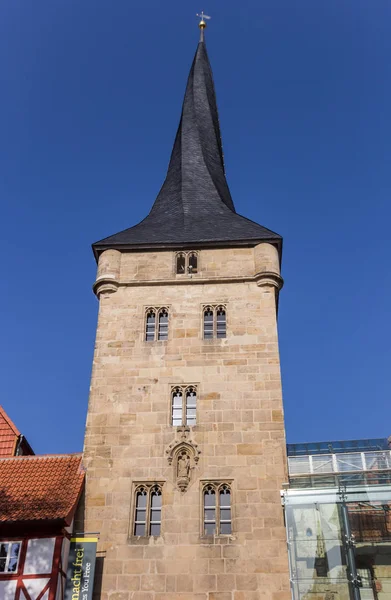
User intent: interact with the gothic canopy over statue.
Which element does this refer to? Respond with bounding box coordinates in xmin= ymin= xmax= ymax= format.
xmin=93 ymin=35 xmax=281 ymax=260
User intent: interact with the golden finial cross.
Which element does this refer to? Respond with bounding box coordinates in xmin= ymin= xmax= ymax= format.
xmin=196 ymin=11 xmax=211 ymax=40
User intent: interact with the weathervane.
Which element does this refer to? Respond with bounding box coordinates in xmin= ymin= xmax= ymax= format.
xmin=196 ymin=11 xmax=211 ymax=41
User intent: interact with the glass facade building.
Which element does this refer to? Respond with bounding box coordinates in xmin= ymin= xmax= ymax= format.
xmin=282 ymin=438 xmax=391 ymax=600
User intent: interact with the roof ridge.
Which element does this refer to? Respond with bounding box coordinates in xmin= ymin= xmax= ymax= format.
xmin=0 ymin=452 xmax=82 ymax=462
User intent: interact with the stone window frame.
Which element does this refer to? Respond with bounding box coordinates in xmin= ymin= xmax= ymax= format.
xmin=130 ymin=481 xmax=165 ymax=540
xmin=174 ymin=251 xmax=200 ymax=275
xmin=202 ymin=304 xmax=227 ymax=340
xmin=144 ymin=306 xmax=170 ymax=342
xmin=170 ymin=384 xmax=198 ymax=427
xmin=0 ymin=540 xmax=22 ymax=573
xmin=200 ymin=480 xmax=233 ymax=538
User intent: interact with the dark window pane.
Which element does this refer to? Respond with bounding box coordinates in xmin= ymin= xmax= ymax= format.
xmin=134 ymin=523 xmax=145 ymax=536
xmin=0 ymin=558 xmax=6 ymax=572
xmin=220 ymin=522 xmax=232 ymax=534
xmin=150 ymin=523 xmax=161 ymax=536
xmin=205 ymin=523 xmax=215 ymax=535
xmin=0 ymin=544 xmax=8 ymax=559
xmin=176 ymin=254 xmax=186 ymax=274
xmin=188 ymin=253 xmax=198 ymax=273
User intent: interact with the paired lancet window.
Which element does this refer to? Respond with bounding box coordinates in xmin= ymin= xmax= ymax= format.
xmin=203 ymin=483 xmax=232 ymax=535
xmin=171 ymin=385 xmax=197 ymax=426
xmin=176 ymin=251 xmax=198 ymax=274
xmin=133 ymin=484 xmax=162 ymax=537
xmin=203 ymin=305 xmax=227 ymax=339
xmin=145 ymin=307 xmax=169 ymax=341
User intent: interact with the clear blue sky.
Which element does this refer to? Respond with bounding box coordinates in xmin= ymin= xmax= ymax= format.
xmin=1 ymin=0 xmax=390 ymax=454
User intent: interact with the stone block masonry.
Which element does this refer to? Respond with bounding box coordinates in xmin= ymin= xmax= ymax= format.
xmin=81 ymin=243 xmax=291 ymax=600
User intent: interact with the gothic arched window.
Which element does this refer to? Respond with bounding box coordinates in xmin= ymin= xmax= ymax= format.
xmin=133 ymin=484 xmax=163 ymax=537
xmin=176 ymin=253 xmax=186 ymax=274
xmin=175 ymin=251 xmax=199 ymax=274
xmin=203 ymin=307 xmax=214 ymax=339
xmin=149 ymin=486 xmax=162 ymax=536
xmin=171 ymin=385 xmax=197 ymax=426
xmin=186 ymin=387 xmax=197 ymax=426
xmin=158 ymin=308 xmax=169 ymax=341
xmin=219 ymin=485 xmax=232 ymax=534
xmin=188 ymin=252 xmax=198 ymax=273
xmin=203 ymin=485 xmax=216 ymax=535
xmin=216 ymin=306 xmax=226 ymax=339
xmin=202 ymin=482 xmax=232 ymax=536
xmin=145 ymin=307 xmax=169 ymax=342
xmin=145 ymin=309 xmax=156 ymax=342
xmin=134 ymin=487 xmax=148 ymax=536
xmin=203 ymin=305 xmax=227 ymax=339
xmin=171 ymin=387 xmax=183 ymax=427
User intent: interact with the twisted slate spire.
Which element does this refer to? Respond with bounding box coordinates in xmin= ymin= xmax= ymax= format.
xmin=93 ymin=37 xmax=281 ymax=258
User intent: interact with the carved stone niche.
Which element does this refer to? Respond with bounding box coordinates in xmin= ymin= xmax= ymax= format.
xmin=166 ymin=427 xmax=201 ymax=493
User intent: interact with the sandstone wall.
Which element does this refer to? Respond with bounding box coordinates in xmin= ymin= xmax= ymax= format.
xmin=82 ymin=243 xmax=290 ymax=600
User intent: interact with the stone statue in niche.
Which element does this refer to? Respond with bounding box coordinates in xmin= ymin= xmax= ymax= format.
xmin=177 ymin=451 xmax=190 ymax=478
xmin=165 ymin=430 xmax=201 ymax=492
xmin=176 ymin=450 xmax=191 ymax=492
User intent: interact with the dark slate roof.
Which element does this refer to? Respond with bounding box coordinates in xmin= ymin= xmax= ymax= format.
xmin=93 ymin=37 xmax=281 ymax=260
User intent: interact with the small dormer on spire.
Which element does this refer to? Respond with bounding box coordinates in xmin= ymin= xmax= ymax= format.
xmin=196 ymin=11 xmax=211 ymax=42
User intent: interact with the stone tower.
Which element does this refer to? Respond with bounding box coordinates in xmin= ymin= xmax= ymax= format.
xmin=83 ymin=24 xmax=290 ymax=600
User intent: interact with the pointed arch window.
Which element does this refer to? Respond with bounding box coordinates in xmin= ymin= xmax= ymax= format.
xmin=133 ymin=483 xmax=163 ymax=537
xmin=175 ymin=251 xmax=199 ymax=274
xmin=203 ymin=304 xmax=227 ymax=339
xmin=158 ymin=309 xmax=169 ymax=341
xmin=145 ymin=307 xmax=169 ymax=342
xmin=171 ymin=385 xmax=197 ymax=426
xmin=176 ymin=253 xmax=186 ymax=274
xmin=202 ymin=482 xmax=232 ymax=536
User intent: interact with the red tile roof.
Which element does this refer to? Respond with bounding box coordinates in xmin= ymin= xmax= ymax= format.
xmin=0 ymin=454 xmax=85 ymax=523
xmin=0 ymin=406 xmax=20 ymax=457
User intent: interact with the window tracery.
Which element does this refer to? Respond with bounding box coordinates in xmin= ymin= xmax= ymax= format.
xmin=175 ymin=251 xmax=199 ymax=274
xmin=203 ymin=304 xmax=227 ymax=339
xmin=202 ymin=482 xmax=232 ymax=535
xmin=133 ymin=483 xmax=163 ymax=537
xmin=171 ymin=385 xmax=197 ymax=426
xmin=145 ymin=307 xmax=169 ymax=342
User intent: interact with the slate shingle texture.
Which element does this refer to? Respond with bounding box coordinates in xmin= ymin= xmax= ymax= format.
xmin=93 ymin=39 xmax=281 ymax=258
xmin=0 ymin=454 xmax=85 ymax=523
